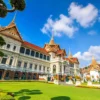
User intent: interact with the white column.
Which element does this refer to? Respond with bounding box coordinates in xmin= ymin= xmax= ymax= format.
xmin=40 ymin=65 xmax=43 ymax=73
xmin=12 ymin=57 xmax=16 ymax=67
xmin=62 ymin=64 xmax=64 ymax=74
xmin=32 ymin=63 xmax=34 ymax=71
xmin=6 ymin=56 xmax=10 ymax=65
xmin=37 ymin=64 xmax=39 ymax=73
xmin=56 ymin=64 xmax=59 ymax=74
xmin=14 ymin=57 xmax=18 ymax=67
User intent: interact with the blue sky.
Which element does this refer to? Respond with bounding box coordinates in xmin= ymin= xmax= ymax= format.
xmin=0 ymin=0 xmax=100 ymax=67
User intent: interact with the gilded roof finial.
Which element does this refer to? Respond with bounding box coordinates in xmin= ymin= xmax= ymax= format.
xmin=91 ymin=56 xmax=97 ymax=65
xmin=12 ymin=11 xmax=17 ymax=23
xmin=49 ymin=30 xmax=55 ymax=45
xmin=68 ymin=48 xmax=73 ymax=58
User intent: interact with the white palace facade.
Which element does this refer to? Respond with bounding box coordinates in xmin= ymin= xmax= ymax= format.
xmin=0 ymin=20 xmax=80 ymax=81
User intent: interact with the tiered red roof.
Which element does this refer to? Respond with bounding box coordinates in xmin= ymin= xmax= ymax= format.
xmin=22 ymin=41 xmax=49 ymax=55
xmin=65 ymin=57 xmax=79 ymax=64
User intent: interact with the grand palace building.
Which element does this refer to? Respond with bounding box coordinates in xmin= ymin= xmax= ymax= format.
xmin=0 ymin=20 xmax=80 ymax=81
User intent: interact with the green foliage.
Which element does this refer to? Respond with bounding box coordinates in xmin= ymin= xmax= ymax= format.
xmin=0 ymin=36 xmax=6 ymax=57
xmin=0 ymin=0 xmax=25 ymax=17
xmin=0 ymin=0 xmax=7 ymax=17
xmin=0 ymin=82 xmax=100 ymax=100
xmin=0 ymin=36 xmax=6 ymax=46
xmin=0 ymin=51 xmax=4 ymax=57
xmin=10 ymin=0 xmax=26 ymax=11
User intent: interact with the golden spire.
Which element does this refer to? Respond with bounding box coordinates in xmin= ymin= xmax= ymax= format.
xmin=6 ymin=12 xmax=17 ymax=28
xmin=49 ymin=32 xmax=55 ymax=45
xmin=68 ymin=48 xmax=73 ymax=58
xmin=12 ymin=11 xmax=17 ymax=23
xmin=91 ymin=56 xmax=97 ymax=65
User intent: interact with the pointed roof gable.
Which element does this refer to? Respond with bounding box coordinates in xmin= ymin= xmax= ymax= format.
xmin=0 ymin=21 xmax=23 ymax=42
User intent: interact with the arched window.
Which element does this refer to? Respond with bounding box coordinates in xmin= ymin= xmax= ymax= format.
xmin=43 ymin=55 xmax=46 ymax=60
xmin=40 ymin=53 xmax=43 ymax=59
xmin=35 ymin=52 xmax=39 ymax=58
xmin=25 ymin=49 xmax=30 ymax=55
xmin=9 ymin=57 xmax=13 ymax=66
xmin=6 ymin=44 xmax=10 ymax=49
xmin=13 ymin=46 xmax=16 ymax=51
xmin=17 ymin=61 xmax=22 ymax=68
xmin=53 ymin=65 xmax=56 ymax=74
xmin=47 ymin=56 xmax=50 ymax=61
xmin=20 ymin=47 xmax=25 ymax=54
xmin=1 ymin=56 xmax=8 ymax=64
xmin=31 ymin=50 xmax=35 ymax=57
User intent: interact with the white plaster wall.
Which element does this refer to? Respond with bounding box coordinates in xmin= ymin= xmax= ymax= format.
xmin=90 ymin=71 xmax=99 ymax=81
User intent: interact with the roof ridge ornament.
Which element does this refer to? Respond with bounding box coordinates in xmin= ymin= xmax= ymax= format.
xmin=49 ymin=30 xmax=56 ymax=45
xmin=68 ymin=47 xmax=73 ymax=58
xmin=91 ymin=56 xmax=98 ymax=66
xmin=12 ymin=11 xmax=17 ymax=23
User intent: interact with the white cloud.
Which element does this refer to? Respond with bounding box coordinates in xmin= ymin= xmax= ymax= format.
xmin=41 ymin=2 xmax=99 ymax=38
xmin=88 ymin=30 xmax=97 ymax=35
xmin=74 ymin=46 xmax=100 ymax=61
xmin=69 ymin=2 xmax=98 ymax=27
xmin=74 ymin=46 xmax=100 ymax=67
xmin=41 ymin=14 xmax=78 ymax=38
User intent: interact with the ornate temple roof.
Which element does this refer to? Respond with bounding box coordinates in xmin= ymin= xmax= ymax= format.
xmin=81 ymin=57 xmax=100 ymax=74
xmin=0 ymin=21 xmax=23 ymax=42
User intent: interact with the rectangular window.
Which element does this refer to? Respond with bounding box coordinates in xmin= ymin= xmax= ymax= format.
xmin=17 ymin=61 xmax=22 ymax=67
xmin=39 ymin=65 xmax=41 ymax=71
xmin=25 ymin=49 xmax=30 ymax=55
xmin=31 ymin=51 xmax=35 ymax=57
xmin=13 ymin=46 xmax=16 ymax=51
xmin=47 ymin=56 xmax=50 ymax=61
xmin=34 ymin=64 xmax=37 ymax=70
xmin=30 ymin=63 xmax=33 ymax=69
xmin=47 ymin=67 xmax=49 ymax=72
xmin=20 ymin=47 xmax=25 ymax=54
xmin=35 ymin=52 xmax=39 ymax=58
xmin=43 ymin=66 xmax=45 ymax=71
xmin=1 ymin=58 xmax=7 ymax=64
xmin=43 ymin=55 xmax=46 ymax=60
xmin=24 ymin=62 xmax=27 ymax=68
xmin=40 ymin=53 xmax=43 ymax=59
xmin=6 ymin=44 xmax=10 ymax=49
xmin=9 ymin=59 xmax=13 ymax=66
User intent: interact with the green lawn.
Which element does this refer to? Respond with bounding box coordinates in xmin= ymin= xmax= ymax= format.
xmin=0 ymin=82 xmax=100 ymax=100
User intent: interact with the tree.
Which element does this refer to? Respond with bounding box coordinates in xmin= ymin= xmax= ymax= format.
xmin=0 ymin=0 xmax=26 ymax=18
xmin=0 ymin=36 xmax=6 ymax=57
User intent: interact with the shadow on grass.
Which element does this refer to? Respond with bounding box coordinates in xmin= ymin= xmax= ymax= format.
xmin=51 ymin=96 xmax=70 ymax=100
xmin=13 ymin=89 xmax=42 ymax=100
xmin=18 ymin=96 xmax=31 ymax=100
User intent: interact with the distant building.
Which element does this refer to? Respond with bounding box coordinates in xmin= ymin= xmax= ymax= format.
xmin=81 ymin=57 xmax=100 ymax=81
xmin=0 ymin=20 xmax=80 ymax=81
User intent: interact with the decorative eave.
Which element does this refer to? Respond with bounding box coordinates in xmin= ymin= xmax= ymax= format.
xmin=0 ymin=21 xmax=23 ymax=42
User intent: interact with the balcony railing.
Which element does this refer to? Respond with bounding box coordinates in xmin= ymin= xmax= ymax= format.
xmin=0 ymin=64 xmax=48 ymax=74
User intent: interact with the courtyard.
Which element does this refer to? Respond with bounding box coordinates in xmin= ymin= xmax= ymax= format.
xmin=0 ymin=82 xmax=100 ymax=100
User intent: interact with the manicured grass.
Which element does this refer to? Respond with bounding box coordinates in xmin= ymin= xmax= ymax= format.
xmin=0 ymin=82 xmax=100 ymax=100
